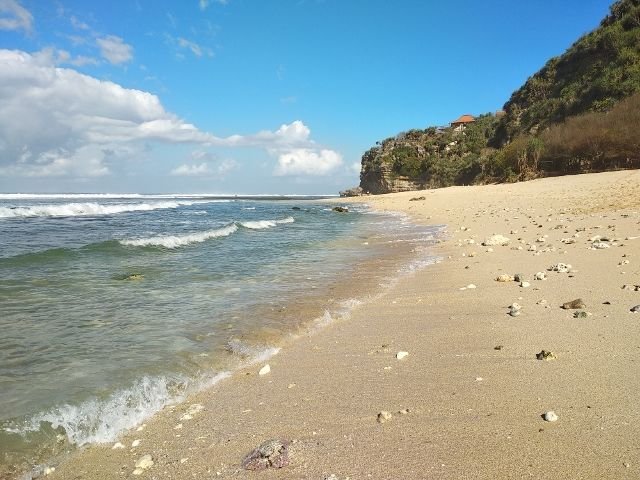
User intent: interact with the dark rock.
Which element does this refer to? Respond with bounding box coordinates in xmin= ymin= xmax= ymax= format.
xmin=562 ymin=298 xmax=586 ymax=309
xmin=573 ymin=311 xmax=589 ymax=318
xmin=242 ymin=439 xmax=290 ymax=471
xmin=409 ymin=196 xmax=426 ymax=201
xmin=631 ymin=305 xmax=640 ymax=313
xmin=514 ymin=273 xmax=525 ymax=283
xmin=291 ymin=206 xmax=301 ymax=211
xmin=332 ymin=206 xmax=349 ymax=213
xmin=494 ymin=345 xmax=504 ymax=351
xmin=536 ymin=350 xmax=557 ymax=360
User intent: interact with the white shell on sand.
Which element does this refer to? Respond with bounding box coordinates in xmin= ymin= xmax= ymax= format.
xmin=543 ymin=411 xmax=559 ymax=422
xmin=396 ymin=351 xmax=409 ymax=360
xmin=259 ymin=364 xmax=271 ymax=375
xmin=549 ymin=263 xmax=572 ymax=273
xmin=112 ymin=442 xmax=125 ymax=449
xmin=377 ymin=411 xmax=392 ymax=423
xmin=135 ymin=455 xmax=154 ymax=470
xmin=520 ymin=281 xmax=531 ymax=288
xmin=43 ymin=467 xmax=55 ymax=476
xmin=482 ymin=234 xmax=510 ymax=246
xmin=534 ymin=272 xmax=547 ymax=280
xmin=509 ymin=303 xmax=522 ymax=317
xmin=131 ymin=439 xmax=141 ymax=447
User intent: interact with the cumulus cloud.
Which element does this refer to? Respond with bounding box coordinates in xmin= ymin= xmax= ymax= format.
xmin=0 ymin=49 xmax=341 ymax=180
xmin=171 ymin=156 xmax=237 ymax=177
xmin=97 ymin=35 xmax=133 ymax=65
xmin=274 ymin=148 xmax=343 ymax=176
xmin=0 ymin=0 xmax=32 ymax=33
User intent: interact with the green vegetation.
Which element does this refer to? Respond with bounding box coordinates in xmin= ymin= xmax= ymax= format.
xmin=358 ymin=0 xmax=640 ymax=194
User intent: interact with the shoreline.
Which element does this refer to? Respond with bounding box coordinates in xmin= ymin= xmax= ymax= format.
xmin=42 ymin=170 xmax=640 ymax=479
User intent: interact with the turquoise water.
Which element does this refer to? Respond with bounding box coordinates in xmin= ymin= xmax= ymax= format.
xmin=0 ymin=194 xmax=440 ymax=478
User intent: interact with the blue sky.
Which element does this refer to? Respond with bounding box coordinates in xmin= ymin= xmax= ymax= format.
xmin=0 ymin=0 xmax=615 ymax=194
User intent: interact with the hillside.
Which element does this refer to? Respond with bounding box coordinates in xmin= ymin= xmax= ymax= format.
xmin=348 ymin=0 xmax=640 ymax=196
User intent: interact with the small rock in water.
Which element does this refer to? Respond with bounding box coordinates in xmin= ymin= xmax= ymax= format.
xmin=508 ymin=303 xmax=522 ymax=317
xmin=543 ymin=411 xmax=559 ymax=422
xmin=332 ymin=206 xmax=349 ymax=213
xmin=123 ymin=273 xmax=144 ymax=281
xmin=242 ymin=439 xmax=290 ymax=470
xmin=258 ymin=364 xmax=271 ymax=376
xmin=377 ymin=411 xmax=393 ymax=423
xmin=482 ymin=234 xmax=510 ymax=246
xmin=536 ymin=350 xmax=557 ymax=361
xmin=631 ymin=305 xmax=640 ymax=313
xmin=396 ymin=351 xmax=409 ymax=360
xmin=562 ymin=298 xmax=586 ymax=310
xmin=496 ymin=274 xmax=514 ymax=282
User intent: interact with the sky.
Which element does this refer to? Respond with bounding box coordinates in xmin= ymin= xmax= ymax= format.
xmin=0 ymin=0 xmax=615 ymax=194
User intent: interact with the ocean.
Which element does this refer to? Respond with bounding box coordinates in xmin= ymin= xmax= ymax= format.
xmin=0 ymin=194 xmax=441 ymax=478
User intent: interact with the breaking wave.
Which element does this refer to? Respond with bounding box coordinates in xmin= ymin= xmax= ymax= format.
xmin=0 ymin=201 xmax=206 ymax=219
xmin=239 ymin=216 xmax=295 ymax=229
xmin=120 ymin=224 xmax=238 ymax=248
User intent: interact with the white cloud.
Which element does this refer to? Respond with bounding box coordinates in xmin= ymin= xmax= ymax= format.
xmin=350 ymin=161 xmax=361 ymax=174
xmin=274 ymin=148 xmax=343 ymax=176
xmin=177 ymin=37 xmax=213 ymax=58
xmin=97 ymin=35 xmax=133 ymax=65
xmin=0 ymin=0 xmax=32 ymax=33
xmin=70 ymin=15 xmax=89 ymax=30
xmin=0 ymin=49 xmax=341 ymax=180
xmin=171 ymin=162 xmax=211 ymax=176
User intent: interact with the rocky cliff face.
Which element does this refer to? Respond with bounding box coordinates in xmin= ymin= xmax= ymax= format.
xmin=360 ymin=163 xmax=423 ymax=194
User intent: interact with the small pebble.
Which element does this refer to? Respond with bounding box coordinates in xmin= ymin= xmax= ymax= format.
xmin=258 ymin=364 xmax=271 ymax=376
xmin=543 ymin=411 xmax=559 ymax=422
xmin=562 ymin=298 xmax=586 ymax=309
xmin=112 ymin=442 xmax=125 ymax=449
xmin=377 ymin=411 xmax=393 ymax=423
xmin=631 ymin=305 xmax=640 ymax=313
xmin=520 ymin=281 xmax=531 ymax=288
xmin=131 ymin=439 xmax=141 ymax=447
xmin=396 ymin=351 xmax=409 ymax=360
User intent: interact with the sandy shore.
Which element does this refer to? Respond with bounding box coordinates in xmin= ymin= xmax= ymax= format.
xmin=47 ymin=170 xmax=640 ymax=479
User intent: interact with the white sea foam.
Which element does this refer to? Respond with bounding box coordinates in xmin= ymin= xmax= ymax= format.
xmin=0 ymin=201 xmax=207 ymax=219
xmin=10 ymin=372 xmax=230 ymax=447
xmin=120 ymin=224 xmax=238 ymax=248
xmin=239 ymin=216 xmax=295 ymax=229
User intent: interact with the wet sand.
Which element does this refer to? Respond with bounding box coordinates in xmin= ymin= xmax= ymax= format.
xmin=47 ymin=170 xmax=640 ymax=479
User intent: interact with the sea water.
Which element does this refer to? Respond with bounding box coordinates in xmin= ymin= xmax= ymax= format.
xmin=0 ymin=194 xmax=441 ymax=477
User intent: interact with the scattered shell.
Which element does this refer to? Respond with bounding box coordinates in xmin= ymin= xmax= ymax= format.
xmin=242 ymin=439 xmax=290 ymax=471
xmin=466 ymin=284 xmax=477 ymax=289
xmin=543 ymin=411 xmax=559 ymax=422
xmin=377 ymin=411 xmax=393 ymax=423
xmin=536 ymin=350 xmax=557 ymax=361
xmin=135 ymin=455 xmax=154 ymax=471
xmin=622 ymin=284 xmax=640 ymax=291
xmin=258 ymin=364 xmax=271 ymax=376
xmin=496 ymin=274 xmax=514 ymax=282
xmin=482 ymin=234 xmax=510 ymax=246
xmin=520 ymin=281 xmax=531 ymax=288
xmin=573 ymin=311 xmax=591 ymax=318
xmin=549 ymin=263 xmax=572 ymax=273
xmin=562 ymin=298 xmax=586 ymax=309
xmin=112 ymin=442 xmax=125 ymax=449
xmin=131 ymin=439 xmax=141 ymax=447
xmin=396 ymin=351 xmax=409 ymax=360
xmin=528 ymin=244 xmax=537 ymax=252
xmin=508 ymin=303 xmax=522 ymax=317
xmin=591 ymin=241 xmax=610 ymax=249
xmin=43 ymin=467 xmax=55 ymax=476
xmin=534 ymin=272 xmax=547 ymax=281
xmin=398 ymin=408 xmax=411 ymax=415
